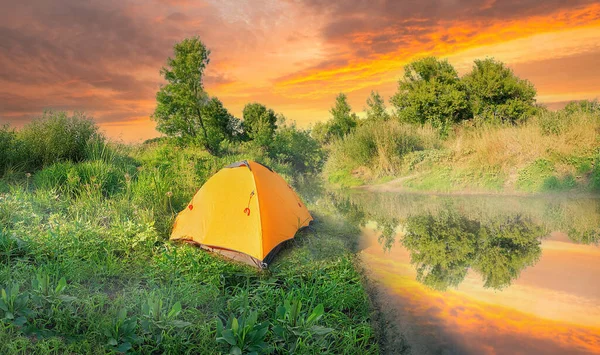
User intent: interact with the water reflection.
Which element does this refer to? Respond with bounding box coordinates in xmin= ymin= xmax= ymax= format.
xmin=404 ymin=211 xmax=543 ymax=291
xmin=324 ymin=190 xmax=600 ymax=354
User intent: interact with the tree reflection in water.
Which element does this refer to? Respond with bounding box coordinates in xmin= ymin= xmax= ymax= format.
xmin=403 ymin=210 xmax=543 ymax=291
xmin=322 ymin=190 xmax=600 ymax=291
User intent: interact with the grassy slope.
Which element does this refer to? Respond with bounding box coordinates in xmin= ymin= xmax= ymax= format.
xmin=0 ymin=143 xmax=378 ymax=354
xmin=326 ymin=112 xmax=600 ymax=195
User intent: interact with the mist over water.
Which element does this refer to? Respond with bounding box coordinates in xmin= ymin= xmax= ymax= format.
xmin=326 ymin=190 xmax=600 ymax=354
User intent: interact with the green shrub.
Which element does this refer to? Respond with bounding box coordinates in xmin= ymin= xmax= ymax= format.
xmin=592 ymin=153 xmax=600 ymax=192
xmin=0 ymin=125 xmax=28 ymax=177
xmin=536 ymin=111 xmax=570 ymax=136
xmin=542 ymin=174 xmax=577 ymax=191
xmin=563 ymin=99 xmax=600 ymax=116
xmin=34 ymin=160 xmax=128 ymax=197
xmin=33 ymin=162 xmax=74 ymax=191
xmin=19 ymin=111 xmax=105 ymax=170
xmin=270 ymin=124 xmax=325 ymax=175
xmin=463 ymin=59 xmax=537 ymax=125
xmin=326 ymin=120 xmax=437 ymax=180
xmin=390 ymin=57 xmax=470 ymax=134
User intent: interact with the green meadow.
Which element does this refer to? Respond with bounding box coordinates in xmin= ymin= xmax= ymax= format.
xmin=0 ymin=112 xmax=377 ymax=354
xmin=1 ymin=36 xmax=599 ymax=354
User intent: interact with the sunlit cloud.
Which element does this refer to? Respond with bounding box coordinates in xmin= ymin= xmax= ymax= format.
xmin=0 ymin=0 xmax=599 ymax=141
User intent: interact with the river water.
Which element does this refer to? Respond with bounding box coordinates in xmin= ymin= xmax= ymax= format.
xmin=328 ymin=190 xmax=600 ymax=354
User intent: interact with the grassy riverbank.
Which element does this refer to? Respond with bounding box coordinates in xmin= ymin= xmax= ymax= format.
xmin=325 ymin=109 xmax=600 ymax=195
xmin=0 ymin=116 xmax=377 ymax=354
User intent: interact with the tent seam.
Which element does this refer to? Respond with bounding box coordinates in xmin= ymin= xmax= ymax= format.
xmin=249 ymin=164 xmax=264 ymax=260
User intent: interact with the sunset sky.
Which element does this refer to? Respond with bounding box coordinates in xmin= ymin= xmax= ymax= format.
xmin=1 ymin=0 xmax=600 ymax=141
xmin=360 ymin=229 xmax=600 ymax=354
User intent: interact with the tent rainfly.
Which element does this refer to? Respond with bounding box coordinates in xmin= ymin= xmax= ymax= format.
xmin=170 ymin=160 xmax=313 ymax=267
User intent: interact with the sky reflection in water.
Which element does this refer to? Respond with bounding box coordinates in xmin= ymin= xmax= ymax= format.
xmin=330 ymin=191 xmax=600 ymax=354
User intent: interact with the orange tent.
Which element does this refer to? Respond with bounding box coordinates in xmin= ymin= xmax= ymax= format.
xmin=170 ymin=160 xmax=313 ymax=267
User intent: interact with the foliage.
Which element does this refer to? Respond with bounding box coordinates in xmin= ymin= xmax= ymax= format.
xmin=153 ymin=37 xmax=229 ymax=154
xmin=314 ymin=93 xmax=359 ymax=144
xmin=18 ymin=111 xmax=104 ymax=171
xmin=104 ymin=308 xmax=141 ymax=353
xmin=273 ymin=299 xmax=334 ymax=353
xmin=140 ymin=295 xmax=191 ymax=336
xmin=563 ymin=99 xmax=600 ymax=116
xmin=0 ymin=284 xmax=32 ymax=327
xmin=242 ymin=103 xmax=278 ymax=149
xmin=200 ymin=96 xmax=241 ymax=151
xmin=403 ymin=209 xmax=543 ymax=291
xmin=364 ymin=91 xmax=390 ymax=123
xmin=0 ymin=125 xmax=26 ymax=177
xmin=390 ymin=57 xmax=469 ymax=134
xmin=462 ymin=58 xmax=537 ymax=124
xmin=216 ymin=311 xmax=270 ymax=355
xmin=330 ymin=93 xmax=359 ymax=138
xmin=270 ymin=123 xmax=325 ymax=174
xmin=325 ymin=120 xmax=440 ymax=184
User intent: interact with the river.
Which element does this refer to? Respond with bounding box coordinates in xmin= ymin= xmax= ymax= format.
xmin=327 ymin=190 xmax=600 ymax=354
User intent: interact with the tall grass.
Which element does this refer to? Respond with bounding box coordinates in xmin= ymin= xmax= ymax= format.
xmin=325 ymin=121 xmax=440 ymax=184
xmin=326 ymin=108 xmax=600 ymax=193
xmin=0 ymin=114 xmax=378 ymax=353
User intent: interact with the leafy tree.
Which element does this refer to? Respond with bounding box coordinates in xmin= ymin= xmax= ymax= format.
xmin=153 ymin=37 xmax=220 ymax=153
xmin=462 ymin=58 xmax=537 ymax=124
xmin=391 ymin=57 xmax=469 ymax=134
xmin=310 ymin=121 xmax=332 ymax=145
xmin=200 ymin=97 xmax=240 ymax=151
xmin=242 ymin=103 xmax=278 ymax=148
xmin=329 ymin=93 xmax=358 ymax=139
xmin=365 ymin=91 xmax=390 ymax=123
xmin=270 ymin=122 xmax=325 ymax=174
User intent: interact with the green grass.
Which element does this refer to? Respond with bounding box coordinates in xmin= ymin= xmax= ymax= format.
xmin=325 ymin=109 xmax=599 ymax=195
xmin=0 ymin=140 xmax=378 ymax=354
xmin=403 ymin=166 xmax=505 ymax=193
xmin=326 ymin=168 xmax=366 ymax=188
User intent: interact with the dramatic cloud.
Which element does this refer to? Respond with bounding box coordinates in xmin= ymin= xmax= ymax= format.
xmin=0 ymin=0 xmax=599 ymax=140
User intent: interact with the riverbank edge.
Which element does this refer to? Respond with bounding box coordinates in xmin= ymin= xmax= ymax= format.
xmin=354 ymin=175 xmax=600 ymax=198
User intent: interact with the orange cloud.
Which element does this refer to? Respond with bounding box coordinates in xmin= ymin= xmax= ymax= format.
xmin=1 ymin=0 xmax=600 ymax=140
xmin=274 ymin=3 xmax=600 ymax=99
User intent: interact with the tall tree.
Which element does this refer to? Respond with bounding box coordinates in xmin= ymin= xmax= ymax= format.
xmin=365 ymin=91 xmax=390 ymax=122
xmin=152 ymin=37 xmax=216 ymax=152
xmin=329 ymin=93 xmax=358 ymax=139
xmin=462 ymin=58 xmax=537 ymax=124
xmin=390 ymin=57 xmax=469 ymax=134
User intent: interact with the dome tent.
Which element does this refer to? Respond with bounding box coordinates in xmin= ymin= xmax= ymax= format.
xmin=170 ymin=160 xmax=313 ymax=267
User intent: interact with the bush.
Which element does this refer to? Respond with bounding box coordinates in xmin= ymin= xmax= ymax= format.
xmin=536 ymin=110 xmax=570 ymax=136
xmin=390 ymin=57 xmax=470 ymax=134
xmin=563 ymin=99 xmax=600 ymax=116
xmin=19 ymin=111 xmax=105 ymax=170
xmin=270 ymin=124 xmax=325 ymax=175
xmin=463 ymin=58 xmax=537 ymax=124
xmin=326 ymin=121 xmax=438 ymax=179
xmin=591 ymin=152 xmax=600 ymax=192
xmin=0 ymin=125 xmax=28 ymax=177
xmin=34 ymin=160 xmax=130 ymax=197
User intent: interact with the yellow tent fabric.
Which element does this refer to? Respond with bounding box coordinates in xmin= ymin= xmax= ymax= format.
xmin=170 ymin=160 xmax=312 ymax=266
